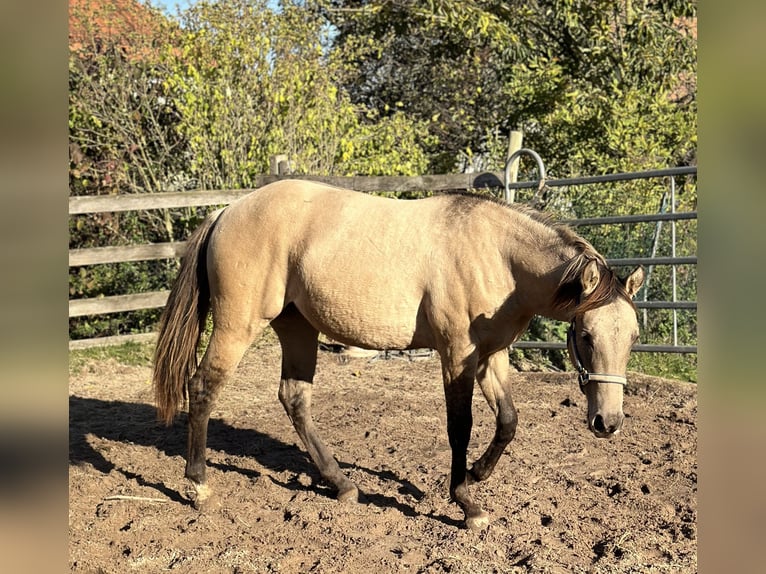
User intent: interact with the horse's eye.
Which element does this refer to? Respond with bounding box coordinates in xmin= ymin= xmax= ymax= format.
xmin=581 ymin=331 xmax=593 ymax=347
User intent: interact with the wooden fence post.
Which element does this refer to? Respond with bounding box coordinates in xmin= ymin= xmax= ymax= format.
xmin=506 ymin=130 xmax=524 ymax=184
xmin=270 ymin=154 xmax=291 ymax=176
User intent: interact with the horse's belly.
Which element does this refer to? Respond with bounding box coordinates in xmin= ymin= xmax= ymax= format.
xmin=285 ymin=218 xmax=433 ymax=349
xmin=292 ymin=286 xmax=427 ymax=350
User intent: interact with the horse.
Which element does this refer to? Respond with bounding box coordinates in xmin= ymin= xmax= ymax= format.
xmin=153 ymin=179 xmax=644 ymax=530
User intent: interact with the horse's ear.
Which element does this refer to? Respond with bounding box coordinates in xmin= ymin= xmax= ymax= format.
xmin=580 ymin=259 xmax=601 ymax=298
xmin=623 ymin=266 xmax=645 ymax=299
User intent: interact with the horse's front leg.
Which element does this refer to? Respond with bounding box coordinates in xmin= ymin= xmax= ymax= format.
xmin=441 ymin=349 xmax=489 ymax=530
xmin=469 ymin=350 xmax=518 ymax=483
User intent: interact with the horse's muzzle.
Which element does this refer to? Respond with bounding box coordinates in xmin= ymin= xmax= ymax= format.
xmin=589 ymin=412 xmax=624 ymax=438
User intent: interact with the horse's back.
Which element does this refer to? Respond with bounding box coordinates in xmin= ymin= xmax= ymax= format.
xmin=215 ymin=180 xmax=438 ymax=261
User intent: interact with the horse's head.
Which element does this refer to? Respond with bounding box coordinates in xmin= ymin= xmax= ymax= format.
xmin=566 ymin=260 xmax=644 ymax=438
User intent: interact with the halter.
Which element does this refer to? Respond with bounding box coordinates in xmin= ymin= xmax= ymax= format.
xmin=566 ymin=319 xmax=627 ymax=394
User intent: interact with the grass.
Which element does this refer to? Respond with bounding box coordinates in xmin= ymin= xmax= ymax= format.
xmin=68 ymin=327 xmax=282 ymax=377
xmin=628 ymin=352 xmax=697 ymax=383
xmin=69 ymin=340 xmax=155 ymax=376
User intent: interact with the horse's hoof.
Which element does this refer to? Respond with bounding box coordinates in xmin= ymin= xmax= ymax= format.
xmin=465 ymin=510 xmax=490 ymax=531
xmin=188 ymin=482 xmax=216 ymax=511
xmin=337 ymin=485 xmax=359 ymax=504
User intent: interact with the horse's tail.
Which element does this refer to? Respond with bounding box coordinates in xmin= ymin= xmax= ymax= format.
xmin=153 ymin=209 xmax=223 ymax=426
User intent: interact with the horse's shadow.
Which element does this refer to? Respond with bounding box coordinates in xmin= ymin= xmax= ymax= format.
xmin=68 ymin=396 xmax=461 ymax=527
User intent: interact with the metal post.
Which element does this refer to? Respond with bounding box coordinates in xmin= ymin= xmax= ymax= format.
xmin=270 ymin=154 xmax=289 ymax=176
xmin=643 ymin=191 xmax=668 ymax=331
xmin=504 ymin=148 xmax=546 ymax=203
xmin=671 ymin=176 xmax=678 ymax=346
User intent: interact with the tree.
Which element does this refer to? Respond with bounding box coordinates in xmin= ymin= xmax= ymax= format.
xmin=163 ymin=0 xmax=432 ymax=189
xmin=69 ymin=0 xmax=185 ymax=200
xmin=324 ymin=0 xmax=697 ymax=179
xmin=322 ymin=0 xmax=522 ymax=172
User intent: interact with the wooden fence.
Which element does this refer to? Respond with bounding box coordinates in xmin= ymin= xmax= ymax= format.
xmin=68 ymin=168 xmax=697 ymax=351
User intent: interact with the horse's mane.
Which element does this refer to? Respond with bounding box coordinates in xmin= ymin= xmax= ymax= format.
xmin=445 ymin=190 xmax=583 ymax=246
xmin=551 ymin=252 xmax=636 ymax=315
xmin=445 ymin=192 xmax=634 ymax=314
xmin=509 ymin=205 xmax=633 ymax=314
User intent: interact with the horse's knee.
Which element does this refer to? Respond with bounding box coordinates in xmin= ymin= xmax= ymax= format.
xmin=497 ymin=406 xmax=518 ymax=443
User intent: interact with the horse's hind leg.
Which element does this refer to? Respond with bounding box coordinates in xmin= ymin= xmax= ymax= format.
xmin=185 ymin=325 xmax=257 ymax=509
xmin=469 ymin=350 xmax=518 ymax=483
xmin=271 ymin=306 xmax=358 ymax=502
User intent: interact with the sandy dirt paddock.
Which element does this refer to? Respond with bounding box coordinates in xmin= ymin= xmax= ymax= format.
xmin=69 ymin=340 xmax=696 ymax=573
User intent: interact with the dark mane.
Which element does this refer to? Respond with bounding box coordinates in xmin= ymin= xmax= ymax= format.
xmin=552 ymin=252 xmax=636 ymax=315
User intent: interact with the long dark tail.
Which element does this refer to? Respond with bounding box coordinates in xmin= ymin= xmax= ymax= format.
xmin=153 ymin=210 xmax=223 ymax=426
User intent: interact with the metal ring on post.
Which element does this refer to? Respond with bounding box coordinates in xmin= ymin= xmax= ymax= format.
xmin=504 ymin=148 xmax=547 ymax=203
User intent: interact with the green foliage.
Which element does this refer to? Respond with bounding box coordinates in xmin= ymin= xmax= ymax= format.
xmin=326 ymin=0 xmax=696 ymax=176
xmin=629 ymin=352 xmax=697 ymax=384
xmin=163 ymin=0 xmax=431 ymax=185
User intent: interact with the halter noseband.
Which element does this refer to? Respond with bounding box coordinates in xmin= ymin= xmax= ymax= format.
xmin=566 ymin=319 xmax=627 ymax=394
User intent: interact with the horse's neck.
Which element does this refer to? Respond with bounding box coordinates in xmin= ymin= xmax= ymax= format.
xmin=504 ymin=230 xmax=578 ymax=322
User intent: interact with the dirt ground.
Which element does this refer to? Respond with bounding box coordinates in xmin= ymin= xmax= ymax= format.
xmin=69 ymin=340 xmax=697 ymax=573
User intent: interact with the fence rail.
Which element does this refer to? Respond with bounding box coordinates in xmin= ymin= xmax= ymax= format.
xmin=69 ymin=166 xmax=697 ymax=352
xmin=69 ymin=242 xmax=187 ymax=266
xmin=69 ymin=291 xmax=170 ymax=318
xmin=68 ymin=172 xmax=513 ymax=215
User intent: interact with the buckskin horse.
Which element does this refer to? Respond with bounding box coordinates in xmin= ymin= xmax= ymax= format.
xmin=153 ymin=180 xmax=644 ymax=530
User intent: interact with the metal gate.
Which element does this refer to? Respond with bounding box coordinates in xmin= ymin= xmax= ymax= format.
xmin=502 ymin=151 xmax=696 ymax=354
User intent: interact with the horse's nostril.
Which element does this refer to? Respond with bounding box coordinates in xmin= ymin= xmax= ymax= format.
xmin=591 ymin=414 xmax=624 ymax=436
xmin=593 ymin=414 xmax=607 ymax=434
